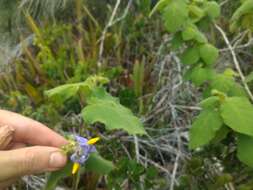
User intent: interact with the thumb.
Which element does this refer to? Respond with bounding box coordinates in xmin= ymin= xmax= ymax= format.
xmin=0 ymin=146 xmax=67 ymax=181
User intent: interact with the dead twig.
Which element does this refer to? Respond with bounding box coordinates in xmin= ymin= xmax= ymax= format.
xmin=215 ymin=24 xmax=253 ymax=102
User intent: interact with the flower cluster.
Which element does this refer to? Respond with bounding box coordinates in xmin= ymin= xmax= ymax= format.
xmin=68 ymin=135 xmax=100 ymax=174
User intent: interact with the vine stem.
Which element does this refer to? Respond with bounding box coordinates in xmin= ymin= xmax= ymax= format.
xmin=215 ymin=24 xmax=253 ymax=102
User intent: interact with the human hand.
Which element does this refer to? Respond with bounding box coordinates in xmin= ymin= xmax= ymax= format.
xmin=0 ymin=110 xmax=68 ymax=188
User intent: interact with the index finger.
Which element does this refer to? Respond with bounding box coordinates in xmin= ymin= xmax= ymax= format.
xmin=0 ymin=110 xmax=68 ymax=147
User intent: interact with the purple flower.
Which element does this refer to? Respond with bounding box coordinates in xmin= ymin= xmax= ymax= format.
xmin=70 ymin=135 xmax=97 ymax=164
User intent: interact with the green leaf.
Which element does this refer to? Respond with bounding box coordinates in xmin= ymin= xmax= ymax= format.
xmin=237 ymin=134 xmax=253 ymax=167
xmin=189 ymin=5 xmax=205 ymax=22
xmin=211 ymin=125 xmax=230 ymax=144
xmin=82 ymin=98 xmax=146 ymax=135
xmin=210 ymin=74 xmax=234 ymax=94
xmin=194 ymin=30 xmax=208 ymax=43
xmin=45 ymin=83 xmax=82 ymax=104
xmin=85 ymin=153 xmax=114 ymax=174
xmin=189 ymin=110 xmax=223 ymax=149
xmin=181 ymin=47 xmax=200 ymax=65
xmin=182 ymin=24 xmax=207 ymax=43
xmin=45 ymin=75 xmax=109 ymax=104
xmin=162 ymin=0 xmax=188 ymax=32
xmin=199 ymin=43 xmax=219 ymax=65
xmin=89 ymin=87 xmax=119 ymax=103
xmin=44 ymin=161 xmax=73 ymax=190
xmin=171 ymin=32 xmax=184 ymax=50
xmin=228 ymin=83 xmax=247 ymax=97
xmin=189 ymin=66 xmax=215 ymax=86
xmin=182 ymin=24 xmax=197 ymax=41
xmin=199 ymin=96 xmax=220 ymax=109
xmin=223 ymin=68 xmax=239 ymax=78
xmin=204 ymin=2 xmax=221 ymax=19
xmin=221 ymin=97 xmax=253 ymax=136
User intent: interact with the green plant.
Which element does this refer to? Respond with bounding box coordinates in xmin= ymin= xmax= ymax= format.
xmin=43 ymin=75 xmax=146 ymax=189
xmin=152 ymin=0 xmax=253 ymax=170
xmin=230 ymin=0 xmax=253 ymax=32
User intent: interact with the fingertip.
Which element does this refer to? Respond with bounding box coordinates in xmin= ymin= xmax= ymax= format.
xmin=49 ymin=151 xmax=67 ymax=169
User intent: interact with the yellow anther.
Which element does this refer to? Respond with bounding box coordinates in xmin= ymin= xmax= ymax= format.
xmin=72 ymin=162 xmax=80 ymax=175
xmin=87 ymin=137 xmax=100 ymax=145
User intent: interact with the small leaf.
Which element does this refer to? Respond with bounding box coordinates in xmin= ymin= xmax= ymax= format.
xmin=189 ymin=66 xmax=215 ymax=86
xmin=44 ymin=161 xmax=73 ymax=190
xmin=237 ymin=134 xmax=253 ymax=167
xmin=189 ymin=109 xmax=223 ymax=149
xmin=182 ymin=24 xmax=197 ymax=41
xmin=182 ymin=24 xmax=207 ymax=43
xmin=189 ymin=5 xmax=205 ymax=22
xmin=205 ymin=2 xmax=221 ymax=19
xmin=223 ymin=68 xmax=239 ymax=78
xmin=85 ymin=153 xmax=114 ymax=174
xmin=45 ymin=83 xmax=82 ymax=104
xmin=181 ymin=47 xmax=200 ymax=65
xmin=162 ymin=0 xmax=188 ymax=32
xmin=221 ymin=97 xmax=253 ymax=136
xmin=199 ymin=43 xmax=219 ymax=65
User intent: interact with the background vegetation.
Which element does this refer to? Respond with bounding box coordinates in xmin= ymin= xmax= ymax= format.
xmin=1 ymin=0 xmax=253 ymax=189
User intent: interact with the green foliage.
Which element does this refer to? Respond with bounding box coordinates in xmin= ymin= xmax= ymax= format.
xmin=44 ymin=162 xmax=73 ymax=190
xmin=189 ymin=109 xmax=223 ymax=149
xmin=45 ymin=76 xmax=109 ymax=104
xmin=188 ymin=5 xmax=205 ymax=23
xmin=46 ymin=75 xmax=146 ymax=135
xmin=199 ymin=96 xmax=220 ymax=109
xmin=221 ymin=97 xmax=253 ymax=136
xmin=45 ymin=73 xmax=146 ymax=188
xmin=237 ymin=134 xmax=253 ymax=167
xmin=182 ymin=24 xmax=207 ymax=43
xmin=181 ymin=46 xmax=200 ymax=65
xmin=156 ymin=0 xmax=253 ymax=172
xmin=2 ymin=0 xmax=253 ymax=189
xmin=82 ymin=92 xmax=146 ymax=135
xmin=199 ymin=43 xmax=219 ymax=66
xmin=84 ymin=153 xmax=115 ymax=174
xmin=162 ymin=0 xmax=188 ymax=33
xmin=209 ymin=72 xmax=246 ymax=97
xmin=230 ymin=0 xmax=253 ymax=31
xmin=45 ymin=153 xmax=114 ymax=190
xmin=132 ymin=61 xmax=145 ymax=97
xmin=185 ymin=65 xmax=214 ymax=86
xmin=107 ymin=158 xmax=164 ymax=190
xmin=204 ymin=2 xmax=220 ymax=19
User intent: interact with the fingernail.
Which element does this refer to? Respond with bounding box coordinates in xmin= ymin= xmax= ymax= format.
xmin=49 ymin=151 xmax=66 ymax=168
